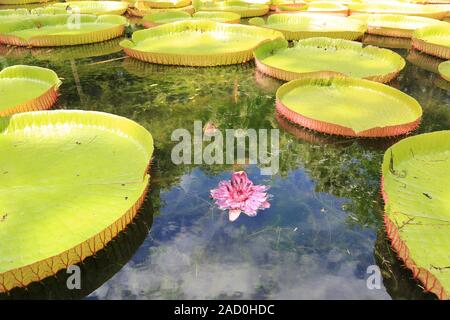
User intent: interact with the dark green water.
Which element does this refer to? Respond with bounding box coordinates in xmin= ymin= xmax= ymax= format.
xmin=0 ymin=20 xmax=449 ymax=300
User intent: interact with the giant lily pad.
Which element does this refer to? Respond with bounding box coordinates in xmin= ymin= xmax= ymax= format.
xmin=381 ymin=131 xmax=450 ymax=300
xmin=0 ymin=38 xmax=123 ymax=62
xmin=0 ymin=110 xmax=154 ymax=293
xmin=0 ymin=14 xmax=126 ymax=47
xmin=0 ymin=8 xmax=29 ymax=17
xmin=142 ymin=10 xmax=240 ymax=27
xmin=270 ymin=0 xmax=306 ymax=11
xmin=352 ymin=14 xmax=446 ymax=38
xmin=50 ymin=1 xmax=130 ymax=15
xmin=249 ymin=13 xmax=366 ymax=40
xmin=412 ymin=24 xmax=450 ymax=59
xmin=349 ymin=2 xmax=448 ymax=19
xmin=254 ymin=37 xmax=405 ymax=83
xmin=194 ymin=1 xmax=269 ymax=17
xmin=0 ymin=0 xmax=50 ymax=4
xmin=404 ymin=0 xmax=450 ymax=3
xmin=128 ymin=1 xmax=194 ymax=17
xmin=142 ymin=10 xmax=190 ymax=27
xmin=275 ymin=1 xmax=349 ymax=15
xmin=0 ymin=7 xmax=66 ymax=21
xmin=275 ymin=76 xmax=422 ymax=137
xmin=144 ymin=0 xmax=191 ymax=8
xmin=0 ymin=65 xmax=61 ymax=116
xmin=120 ymin=20 xmax=283 ymax=66
xmin=438 ymin=60 xmax=450 ymax=81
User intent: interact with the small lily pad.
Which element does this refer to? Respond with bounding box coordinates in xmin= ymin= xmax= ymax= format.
xmin=0 ymin=65 xmax=61 ymax=116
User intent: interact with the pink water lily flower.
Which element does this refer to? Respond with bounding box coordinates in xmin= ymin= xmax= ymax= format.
xmin=210 ymin=171 xmax=271 ymax=222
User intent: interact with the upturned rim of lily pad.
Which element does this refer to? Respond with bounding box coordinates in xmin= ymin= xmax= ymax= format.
xmin=349 ymin=2 xmax=448 ymax=20
xmin=0 ymin=14 xmax=126 ymax=47
xmin=275 ymin=75 xmax=422 ymax=137
xmin=249 ymin=13 xmax=367 ymax=40
xmin=127 ymin=1 xmax=195 ymax=17
xmin=254 ymin=37 xmax=405 ymax=83
xmin=0 ymin=6 xmax=68 ymax=20
xmin=0 ymin=65 xmax=61 ymax=116
xmin=269 ymin=0 xmax=306 ymax=11
xmin=0 ymin=0 xmax=51 ymax=5
xmin=144 ymin=0 xmax=191 ymax=9
xmin=142 ymin=10 xmax=241 ymax=28
xmin=0 ymin=8 xmax=30 ymax=16
xmin=0 ymin=110 xmax=154 ymax=293
xmin=412 ymin=24 xmax=450 ymax=59
xmin=120 ymin=20 xmax=284 ymax=67
xmin=194 ymin=1 xmax=269 ymax=18
xmin=275 ymin=1 xmax=349 ymax=15
xmin=50 ymin=1 xmax=130 ymax=16
xmin=381 ymin=130 xmax=450 ymax=300
xmin=362 ymin=34 xmax=412 ymax=50
xmin=351 ymin=14 xmax=447 ymax=38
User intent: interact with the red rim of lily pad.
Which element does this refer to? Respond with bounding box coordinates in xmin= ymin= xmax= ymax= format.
xmin=275 ymin=76 xmax=422 ymax=137
xmin=0 ymin=65 xmax=61 ymax=116
xmin=381 ymin=131 xmax=450 ymax=300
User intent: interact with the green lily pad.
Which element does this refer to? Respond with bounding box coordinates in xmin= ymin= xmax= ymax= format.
xmin=0 ymin=38 xmax=123 ymax=61
xmin=438 ymin=60 xmax=450 ymax=81
xmin=142 ymin=10 xmax=240 ymax=27
xmin=276 ymin=76 xmax=422 ymax=137
xmin=0 ymin=8 xmax=29 ymax=17
xmin=270 ymin=0 xmax=305 ymax=10
xmin=0 ymin=65 xmax=61 ymax=116
xmin=193 ymin=0 xmax=269 ymax=17
xmin=0 ymin=7 xmax=67 ymax=21
xmin=142 ymin=10 xmax=191 ymax=26
xmin=382 ymin=131 xmax=450 ymax=300
xmin=413 ymin=24 xmax=450 ymax=59
xmin=0 ymin=0 xmax=50 ymax=4
xmin=50 ymin=1 xmax=129 ymax=15
xmin=0 ymin=14 xmax=126 ymax=47
xmin=352 ymin=14 xmax=446 ymax=38
xmin=249 ymin=13 xmax=367 ymax=40
xmin=349 ymin=2 xmax=448 ymax=19
xmin=145 ymin=0 xmax=191 ymax=8
xmin=192 ymin=10 xmax=240 ymax=21
xmin=254 ymin=37 xmax=405 ymax=83
xmin=276 ymin=1 xmax=348 ymax=15
xmin=0 ymin=110 xmax=154 ymax=293
xmin=128 ymin=1 xmax=195 ymax=17
xmin=120 ymin=20 xmax=283 ymax=66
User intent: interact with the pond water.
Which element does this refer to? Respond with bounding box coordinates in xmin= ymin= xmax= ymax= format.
xmin=0 ymin=19 xmax=449 ymax=300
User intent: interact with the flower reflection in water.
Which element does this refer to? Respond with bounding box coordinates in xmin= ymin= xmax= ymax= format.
xmin=210 ymin=171 xmax=271 ymax=222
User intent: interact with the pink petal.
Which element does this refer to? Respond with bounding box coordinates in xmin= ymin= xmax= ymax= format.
xmin=261 ymin=201 xmax=271 ymax=209
xmin=229 ymin=209 xmax=241 ymax=222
